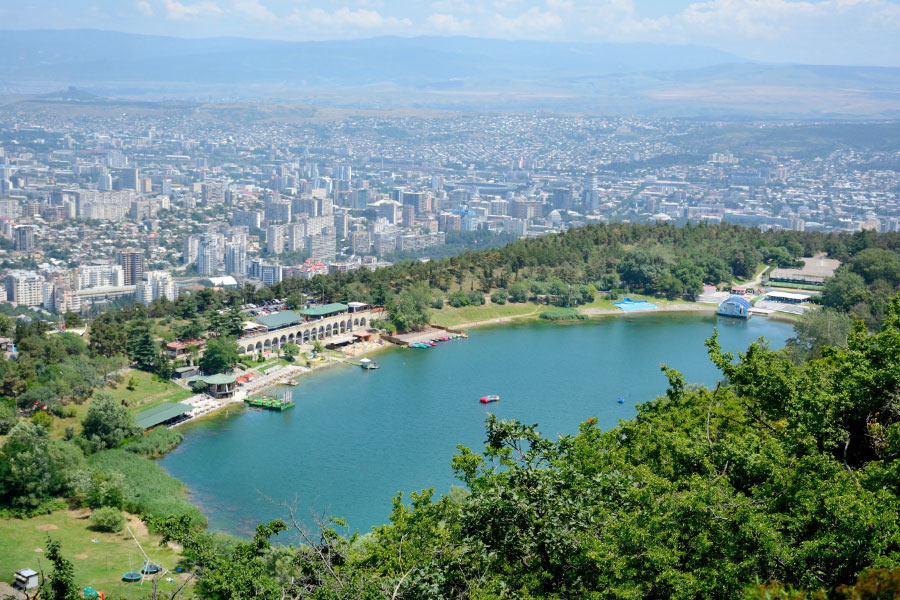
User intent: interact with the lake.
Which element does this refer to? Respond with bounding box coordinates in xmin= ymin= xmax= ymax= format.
xmin=160 ymin=314 xmax=793 ymax=537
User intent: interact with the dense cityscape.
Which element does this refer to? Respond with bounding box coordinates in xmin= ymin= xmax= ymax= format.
xmin=1 ymin=110 xmax=898 ymax=315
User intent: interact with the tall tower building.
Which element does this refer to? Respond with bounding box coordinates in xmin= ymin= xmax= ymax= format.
xmin=183 ymin=235 xmax=199 ymax=266
xmin=225 ymin=242 xmax=247 ymax=276
xmin=118 ymin=168 xmax=140 ymax=192
xmin=115 ymin=249 xmax=146 ymax=286
xmin=197 ymin=234 xmax=219 ymax=275
xmin=14 ymin=225 xmax=35 ymax=252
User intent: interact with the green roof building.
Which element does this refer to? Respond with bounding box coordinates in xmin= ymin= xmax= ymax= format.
xmin=297 ymin=303 xmax=349 ymax=320
xmin=253 ymin=310 xmax=304 ymax=330
xmin=187 ymin=374 xmax=237 ymax=399
xmin=134 ymin=402 xmax=193 ymax=430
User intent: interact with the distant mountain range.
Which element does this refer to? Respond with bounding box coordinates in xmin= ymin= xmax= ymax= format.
xmin=0 ymin=29 xmax=742 ymax=84
xmin=1 ymin=29 xmax=899 ymax=119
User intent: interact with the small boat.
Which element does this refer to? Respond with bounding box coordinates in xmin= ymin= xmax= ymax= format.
xmin=359 ymin=358 xmax=379 ymax=370
xmin=479 ymin=395 xmax=500 ymax=404
xmin=617 ymin=397 xmax=625 ymax=404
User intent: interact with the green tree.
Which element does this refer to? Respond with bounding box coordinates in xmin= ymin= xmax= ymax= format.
xmin=89 ymin=507 xmax=126 ymax=532
xmin=62 ymin=312 xmax=84 ymax=329
xmin=39 ymin=538 xmax=79 ymax=600
xmin=88 ymin=312 xmax=127 ymax=358
xmin=81 ymin=392 xmax=137 ymax=450
xmin=508 ymin=281 xmax=530 ymax=303
xmin=822 ymin=269 xmax=871 ymax=312
xmin=785 ymin=307 xmax=854 ymax=361
xmin=0 ymin=421 xmax=82 ymax=508
xmin=126 ymin=317 xmax=157 ymax=371
xmin=388 ymin=283 xmax=432 ymax=331
xmin=281 ymin=343 xmax=300 ymax=361
xmin=199 ymin=337 xmax=240 ymax=374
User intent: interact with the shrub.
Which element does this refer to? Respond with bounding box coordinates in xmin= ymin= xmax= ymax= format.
xmin=508 ymin=282 xmax=529 ymax=303
xmin=431 ymin=298 xmax=444 ymax=310
xmin=467 ymin=291 xmax=486 ymax=306
xmin=60 ymin=404 xmax=79 ymax=419
xmin=87 ymin=449 xmax=205 ymax=528
xmin=124 ymin=428 xmax=183 ymax=458
xmin=32 ymin=411 xmax=53 ymax=429
xmin=90 ymin=506 xmax=126 ymax=532
xmin=491 ymin=290 xmax=508 ymax=305
xmin=448 ymin=291 xmax=470 ymax=308
xmin=539 ymin=308 xmax=586 ymax=321
xmin=0 ymin=403 xmax=18 ymax=434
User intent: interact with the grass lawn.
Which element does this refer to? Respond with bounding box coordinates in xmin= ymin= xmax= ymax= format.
xmin=40 ymin=371 xmax=191 ymax=440
xmin=258 ymin=358 xmax=291 ymax=373
xmin=0 ymin=509 xmax=189 ymax=598
xmin=104 ymin=370 xmax=194 ymax=415
xmin=580 ymin=293 xmax=682 ymax=311
xmin=429 ymin=302 xmax=542 ymax=328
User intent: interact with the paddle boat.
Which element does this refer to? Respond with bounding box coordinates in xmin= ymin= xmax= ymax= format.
xmin=617 ymin=397 xmax=625 ymax=404
xmin=479 ymin=395 xmax=500 ymax=404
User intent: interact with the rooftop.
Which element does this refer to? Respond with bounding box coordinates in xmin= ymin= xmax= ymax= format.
xmin=188 ymin=374 xmax=236 ymax=385
xmin=254 ymin=310 xmax=304 ymax=329
xmin=134 ymin=402 xmax=192 ymax=429
xmin=298 ymin=303 xmax=349 ymax=318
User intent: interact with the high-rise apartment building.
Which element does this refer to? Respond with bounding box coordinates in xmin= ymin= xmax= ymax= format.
xmin=267 ymin=224 xmax=287 ymax=255
xmin=136 ymin=271 xmax=177 ymax=305
xmin=225 ymin=242 xmax=247 ymax=276
xmin=232 ymin=209 xmax=262 ymax=232
xmin=307 ymin=227 xmax=336 ymax=262
xmin=183 ymin=235 xmax=199 ymax=266
xmin=76 ymin=264 xmax=125 ymax=289
xmin=401 ymin=191 xmax=429 ymax=214
xmin=197 ymin=234 xmax=219 ymax=275
xmin=115 ymin=250 xmax=145 ymax=286
xmin=264 ymin=197 xmax=291 ymax=223
xmin=14 ymin=225 xmax=35 ymax=252
xmin=118 ymin=168 xmax=140 ymax=192
xmin=259 ymin=263 xmax=282 ymax=286
xmin=5 ymin=270 xmax=44 ymax=307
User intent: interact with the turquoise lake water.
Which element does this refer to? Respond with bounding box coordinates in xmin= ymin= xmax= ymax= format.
xmin=159 ymin=314 xmax=793 ymax=537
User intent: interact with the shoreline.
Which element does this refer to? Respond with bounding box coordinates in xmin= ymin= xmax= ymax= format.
xmin=447 ymin=301 xmax=720 ymax=331
xmin=157 ymin=308 xmax=797 ymax=540
xmin=172 ymin=305 xmax=792 ymax=429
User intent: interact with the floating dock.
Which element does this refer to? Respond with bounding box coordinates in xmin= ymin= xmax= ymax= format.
xmin=245 ymin=395 xmax=295 ymax=411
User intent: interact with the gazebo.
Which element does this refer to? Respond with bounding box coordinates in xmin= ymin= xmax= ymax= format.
xmin=187 ymin=374 xmax=237 ymax=399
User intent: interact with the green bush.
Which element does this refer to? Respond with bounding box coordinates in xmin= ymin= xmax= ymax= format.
xmin=90 ymin=506 xmax=126 ymax=532
xmin=0 ymin=403 xmax=18 ymax=434
xmin=467 ymin=291 xmax=486 ymax=306
xmin=539 ymin=308 xmax=586 ymax=321
xmin=430 ymin=298 xmax=444 ymax=310
xmin=491 ymin=291 xmax=508 ymax=305
xmin=448 ymin=290 xmax=470 ymax=308
xmin=87 ymin=449 xmax=205 ymax=528
xmin=124 ymin=427 xmax=184 ymax=458
xmin=32 ymin=411 xmax=53 ymax=429
xmin=508 ymin=282 xmax=530 ymax=303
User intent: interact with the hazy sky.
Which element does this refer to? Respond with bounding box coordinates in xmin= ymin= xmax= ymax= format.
xmin=3 ymin=0 xmax=900 ymax=65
